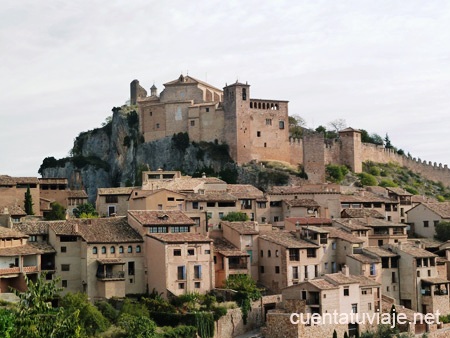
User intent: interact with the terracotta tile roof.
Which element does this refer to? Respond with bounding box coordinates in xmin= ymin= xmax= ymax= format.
xmin=39 ymin=178 xmax=68 ymax=184
xmin=420 ymin=202 xmax=450 ymax=219
xmin=49 ymin=217 xmax=143 ymax=244
xmin=0 ymin=205 xmax=26 ymax=216
xmin=227 ymin=185 xmax=264 ymax=199
xmin=14 ymin=177 xmax=40 ymax=185
xmin=0 ymin=175 xmax=16 ymax=185
xmin=421 ymin=277 xmax=450 ymax=284
xmin=68 ymin=190 xmax=88 ymax=198
xmin=0 ymin=227 xmax=28 ymax=239
xmin=142 ymin=178 xmax=203 ymax=192
xmin=221 ymin=221 xmax=259 ymax=235
xmin=365 ymin=218 xmax=407 ymax=228
xmin=340 ymin=127 xmax=361 ymax=133
xmin=302 ymin=226 xmax=329 ymax=234
xmin=307 ymin=279 xmax=338 ymax=290
xmin=398 ymin=243 xmax=437 ymax=258
xmin=185 ymin=192 xmax=236 ymax=202
xmin=199 ymin=177 xmax=226 ymax=184
xmin=333 ymin=218 xmax=371 ymax=231
xmin=325 ymin=272 xmax=359 ymax=285
xmin=13 ymin=222 xmax=49 ymax=235
xmin=28 ymin=242 xmax=56 ymax=254
xmin=128 ymin=210 xmax=196 ymax=226
xmin=285 ymin=217 xmax=333 ymax=226
xmin=259 ymin=231 xmax=319 ymax=249
xmin=341 ymin=208 xmax=385 ymax=219
xmin=347 ymin=253 xmax=381 ymax=264
xmin=0 ymin=243 xmax=50 ymax=256
xmin=386 ymin=187 xmax=413 ymax=196
xmin=268 ymin=184 xmax=340 ymax=194
xmin=213 ymin=238 xmax=249 ymax=257
xmin=366 ymin=186 xmax=388 ymax=197
xmin=350 ymin=274 xmax=381 ymax=287
xmin=411 ymin=195 xmax=436 ymax=203
xmin=130 ymin=188 xmax=185 ymax=200
xmin=320 ymin=227 xmax=364 ymax=244
xmin=364 ymin=246 xmax=398 ymax=258
xmin=97 ymin=187 xmax=134 ymax=195
xmin=407 ymin=238 xmax=442 ymax=249
xmin=148 ymin=233 xmax=212 ymax=243
xmin=283 ymin=199 xmax=320 ymax=207
xmin=340 ymin=190 xmax=394 ymax=203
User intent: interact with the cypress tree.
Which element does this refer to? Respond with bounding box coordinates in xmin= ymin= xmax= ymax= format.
xmin=24 ymin=185 xmax=34 ymax=215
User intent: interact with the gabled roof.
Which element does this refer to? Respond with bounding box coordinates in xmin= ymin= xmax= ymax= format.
xmin=340 ymin=191 xmax=394 ymax=204
xmin=268 ymin=185 xmax=340 ymax=194
xmin=97 ymin=187 xmax=134 ymax=196
xmin=185 ymin=191 xmax=236 ymax=202
xmin=221 ymin=221 xmax=259 ymax=235
xmin=0 ymin=227 xmax=28 ymax=239
xmin=227 ymin=184 xmax=264 ymax=199
xmin=339 ymin=127 xmax=361 ymax=133
xmin=259 ymin=231 xmax=319 ymax=249
xmin=13 ymin=222 xmax=49 ymax=235
xmin=408 ymin=202 xmax=450 ymax=219
xmin=397 ymin=243 xmax=437 ymax=258
xmin=386 ymin=187 xmax=413 ymax=197
xmin=283 ymin=199 xmax=320 ymax=208
xmin=213 ymin=238 xmax=249 ymax=257
xmin=148 ymin=233 xmax=212 ymax=244
xmin=364 ymin=246 xmax=398 ymax=258
xmin=320 ymin=227 xmax=365 ymax=244
xmin=0 ymin=205 xmax=26 ymax=216
xmin=49 ymin=217 xmax=143 ymax=244
xmin=0 ymin=243 xmax=54 ymax=256
xmin=128 ymin=210 xmax=196 ymax=226
xmin=333 ymin=218 xmax=370 ymax=231
xmin=347 ymin=253 xmax=381 ymax=264
xmin=68 ymin=190 xmax=88 ymax=198
xmin=163 ymin=75 xmax=223 ymax=92
xmin=324 ymin=272 xmax=359 ymax=285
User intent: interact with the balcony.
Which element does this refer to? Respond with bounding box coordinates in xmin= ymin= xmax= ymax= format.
xmin=307 ymin=298 xmax=320 ymax=306
xmin=0 ymin=267 xmax=20 ymax=275
xmin=23 ymin=266 xmax=39 ymax=273
xmin=96 ymin=271 xmax=125 ymax=280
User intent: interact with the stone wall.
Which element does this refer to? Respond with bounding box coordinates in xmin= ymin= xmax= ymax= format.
xmin=303 ymin=133 xmax=326 ymax=183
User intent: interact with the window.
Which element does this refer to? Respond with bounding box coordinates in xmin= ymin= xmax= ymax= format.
xmin=332 ymin=242 xmax=336 ymax=250
xmin=149 ymin=226 xmax=168 ymax=233
xmin=205 ymin=250 xmax=210 ymax=254
xmin=324 ymin=262 xmax=328 ymax=271
xmin=304 ymin=266 xmax=308 ymax=279
xmin=29 ymin=235 xmax=37 ymax=242
xmin=110 ymin=246 xmax=115 ymax=254
xmin=149 ymin=111 xmax=152 ymax=116
xmin=289 ymin=249 xmax=300 ymax=261
xmin=195 ymin=282 xmax=201 ymax=288
xmin=174 ymin=249 xmax=181 ymax=256
xmin=105 ymin=195 xmax=118 ymax=203
xmin=136 ymin=245 xmax=141 ymax=253
xmin=370 ymin=263 xmax=376 ymax=276
xmin=392 ymin=272 xmax=396 ymax=283
xmin=168 ymin=197 xmax=175 ymax=201
xmin=101 ymin=246 xmax=106 ymax=254
xmin=193 ymin=202 xmax=199 ymax=209
xmin=61 ymin=246 xmax=67 ymax=253
xmin=368 ymin=303 xmax=372 ymax=311
xmin=279 ymin=121 xmax=285 ymax=129
xmin=188 ymin=249 xmax=195 ymax=256
xmin=268 ymin=250 xmax=271 ymax=258
xmin=344 ymin=287 xmax=349 ymax=296
xmin=178 ymin=283 xmax=185 ymax=289
xmin=307 ymin=249 xmax=316 ymax=258
xmin=275 ymin=250 xmax=279 ymax=257
xmin=275 ymin=266 xmax=280 ymax=274
xmin=417 ymin=271 xmax=420 ymax=277
xmin=93 ymin=247 xmax=98 ymax=254
xmin=194 ymin=265 xmax=202 ymax=279
xmin=177 ymin=266 xmax=186 ymax=280
xmin=119 ymin=246 xmax=124 ymax=253
xmin=62 ymin=280 xmax=68 ymax=288
xmin=61 ymin=264 xmax=70 ymax=271
xmin=257 ymin=131 xmax=261 ymax=137
xmin=128 ymin=246 xmax=133 ymax=253
xmin=423 ymin=221 xmax=429 ymax=228
xmin=292 ymin=266 xmax=299 ymax=279
xmin=156 ymin=123 xmax=160 ymax=129
xmin=352 ymin=304 xmax=358 ymax=313
xmin=265 ymin=119 xmax=272 ymax=126
xmin=260 ymin=250 xmax=263 ymax=257
xmin=190 ymin=120 xmax=195 ymax=126
xmin=128 ymin=261 xmax=135 ymax=275
xmin=260 ymin=266 xmax=265 ymax=273
xmin=205 ymin=108 xmax=210 ymax=112
xmin=242 ymin=88 xmax=247 ymax=100
xmin=428 ymin=270 xmax=431 ymax=277
xmin=171 ymin=226 xmax=189 ymax=233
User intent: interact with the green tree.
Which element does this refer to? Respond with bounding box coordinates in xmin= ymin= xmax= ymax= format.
xmin=24 ymin=186 xmax=34 ymax=215
xmin=221 ymin=212 xmax=249 ymax=222
xmin=358 ymin=173 xmax=377 ymax=186
xmin=73 ymin=202 xmax=98 ymax=218
xmin=384 ymin=133 xmax=393 ymax=149
xmin=326 ymin=164 xmax=349 ymax=183
xmin=117 ymin=313 xmax=156 ymax=338
xmin=46 ymin=202 xmax=66 ymax=220
xmin=224 ymin=274 xmax=261 ymax=324
xmin=435 ymin=221 xmax=450 ymax=241
xmin=0 ymin=309 xmax=14 ymax=338
xmin=288 ymin=115 xmax=306 ymax=139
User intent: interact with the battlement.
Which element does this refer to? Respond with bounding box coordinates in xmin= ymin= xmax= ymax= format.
xmin=249 ymin=99 xmax=287 ymax=110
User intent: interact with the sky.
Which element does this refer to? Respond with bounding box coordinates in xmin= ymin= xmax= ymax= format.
xmin=1 ymin=0 xmax=449 ymax=177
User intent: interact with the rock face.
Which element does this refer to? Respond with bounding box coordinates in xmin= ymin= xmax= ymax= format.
xmin=39 ymin=107 xmax=237 ymax=202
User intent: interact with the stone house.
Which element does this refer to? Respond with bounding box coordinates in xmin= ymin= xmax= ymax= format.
xmin=0 ymin=175 xmax=40 ymax=216
xmin=213 ymin=238 xmax=250 ymax=287
xmin=39 ymin=178 xmax=88 ymax=216
xmin=332 ymin=218 xmax=371 ymax=246
xmin=281 ymin=199 xmax=320 ymax=219
xmin=407 ymin=202 xmax=450 ymax=239
xmin=96 ymin=187 xmax=134 ymax=217
xmin=48 ymin=218 xmax=145 ymax=300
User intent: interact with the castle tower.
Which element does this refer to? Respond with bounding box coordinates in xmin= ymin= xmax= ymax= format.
xmin=339 ymin=127 xmax=362 ymax=173
xmin=150 ymin=84 xmax=158 ymax=97
xmin=130 ymin=80 xmax=148 ymax=105
xmin=303 ymin=132 xmax=326 ymax=183
xmin=222 ymin=81 xmax=251 ymax=163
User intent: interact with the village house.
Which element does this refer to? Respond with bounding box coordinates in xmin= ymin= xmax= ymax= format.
xmin=407 ymin=202 xmax=450 ymax=239
xmin=96 ymin=187 xmax=134 ymax=217
xmin=48 ymin=218 xmax=145 ymax=300
xmin=39 ymin=178 xmax=88 ymax=216
xmin=0 ymin=175 xmax=40 ymax=216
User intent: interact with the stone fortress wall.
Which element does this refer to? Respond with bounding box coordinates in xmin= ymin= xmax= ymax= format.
xmin=131 ymin=76 xmax=450 ymax=187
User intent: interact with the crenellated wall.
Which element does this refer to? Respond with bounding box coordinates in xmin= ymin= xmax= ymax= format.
xmin=289 ymin=137 xmax=303 ymax=166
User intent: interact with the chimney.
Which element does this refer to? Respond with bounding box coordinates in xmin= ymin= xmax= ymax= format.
xmin=342 ymin=264 xmax=350 ymax=277
xmin=3 ymin=207 xmax=9 ymax=214
xmin=73 ymin=222 xmax=79 ymax=233
xmin=202 ymin=172 xmax=206 ymax=179
xmin=295 ymin=221 xmax=301 ymax=240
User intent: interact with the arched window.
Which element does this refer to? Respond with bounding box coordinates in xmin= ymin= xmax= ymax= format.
xmin=268 ymin=250 xmax=272 ymax=257
xmin=119 ymin=246 xmax=124 ymax=253
xmin=136 ymin=245 xmax=141 ymax=253
xmin=93 ymin=247 xmax=98 ymax=254
xmin=250 ymin=102 xmax=253 ymax=108
xmin=101 ymin=246 xmax=106 ymax=254
xmin=110 ymin=246 xmax=115 ymax=254
xmin=128 ymin=246 xmax=133 ymax=253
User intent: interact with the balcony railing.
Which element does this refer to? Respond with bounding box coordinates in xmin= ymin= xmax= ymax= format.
xmin=23 ymin=266 xmax=39 ymax=273
xmin=96 ymin=271 xmax=125 ymax=280
xmin=0 ymin=267 xmax=20 ymax=275
xmin=229 ymin=263 xmax=248 ymax=270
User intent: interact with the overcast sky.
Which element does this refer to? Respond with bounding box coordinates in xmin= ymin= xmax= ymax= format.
xmin=1 ymin=0 xmax=449 ymax=177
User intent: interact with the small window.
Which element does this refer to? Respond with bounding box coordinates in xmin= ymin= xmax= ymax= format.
xmin=257 ymin=131 xmax=261 ymax=137
xmin=188 ymin=249 xmax=195 ymax=256
xmin=279 ymin=121 xmax=285 ymax=129
xmin=260 ymin=250 xmax=263 ymax=257
xmin=178 ymin=283 xmax=185 ymax=289
xmin=275 ymin=250 xmax=279 ymax=257
xmin=417 ymin=271 xmax=420 ymax=277
xmin=101 ymin=246 xmax=106 ymax=254
xmin=205 ymin=250 xmax=211 ymax=254
xmin=275 ymin=266 xmax=280 ymax=274
xmin=128 ymin=246 xmax=133 ymax=253
xmin=61 ymin=264 xmax=70 ymax=271
xmin=344 ymin=287 xmax=349 ymax=296
xmin=110 ymin=246 xmax=115 ymax=254
xmin=61 ymin=246 xmax=67 ymax=253
xmin=93 ymin=247 xmax=98 ymax=254
xmin=195 ymin=282 xmax=201 ymax=288
xmin=194 ymin=265 xmax=202 ymax=279
xmin=136 ymin=245 xmax=141 ymax=253
xmin=205 ymin=107 xmax=210 ymax=112
xmin=265 ymin=119 xmax=272 ymax=125
xmin=190 ymin=120 xmax=195 ymax=126
xmin=423 ymin=221 xmax=429 ymax=228
xmin=119 ymin=246 xmax=124 ymax=253
xmin=29 ymin=235 xmax=37 ymax=242
xmin=62 ymin=280 xmax=68 ymax=288
xmin=156 ymin=123 xmax=160 ymax=129
xmin=174 ymin=249 xmax=181 ymax=256
xmin=268 ymin=250 xmax=271 ymax=258
xmin=260 ymin=266 xmax=265 ymax=273
xmin=149 ymin=111 xmax=152 ymax=116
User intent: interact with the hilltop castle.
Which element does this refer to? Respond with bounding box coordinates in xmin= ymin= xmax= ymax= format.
xmin=132 ymin=75 xmax=450 ymax=186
